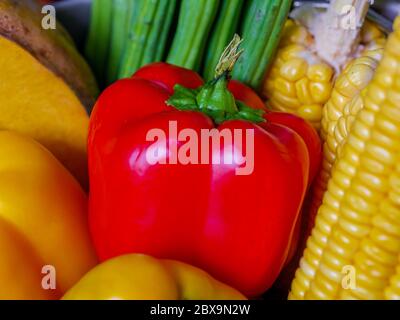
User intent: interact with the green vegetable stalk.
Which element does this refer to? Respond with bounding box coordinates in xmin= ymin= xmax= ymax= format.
xmin=107 ymin=0 xmax=134 ymax=84
xmin=118 ymin=0 xmax=177 ymax=79
xmin=167 ymin=0 xmax=220 ymax=71
xmin=85 ymin=0 xmax=113 ymax=86
xmin=232 ymin=0 xmax=293 ymax=90
xmin=203 ymin=0 xmax=244 ymax=81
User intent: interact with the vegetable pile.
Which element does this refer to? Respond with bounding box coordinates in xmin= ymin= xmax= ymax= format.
xmin=1 ymin=0 xmax=400 ymax=301
xmin=88 ymin=36 xmax=317 ymax=297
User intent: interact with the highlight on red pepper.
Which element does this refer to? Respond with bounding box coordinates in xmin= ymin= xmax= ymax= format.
xmin=88 ymin=35 xmax=318 ymax=297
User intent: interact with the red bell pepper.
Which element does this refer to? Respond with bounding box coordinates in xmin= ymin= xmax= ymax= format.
xmin=134 ymin=66 xmax=321 ymax=185
xmin=227 ymin=80 xmax=321 ymax=185
xmin=227 ymin=79 xmax=322 ymax=267
xmin=88 ymin=39 xmax=318 ymax=296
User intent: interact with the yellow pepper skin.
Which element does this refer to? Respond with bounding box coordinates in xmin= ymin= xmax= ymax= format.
xmin=0 ymin=131 xmax=97 ymax=300
xmin=62 ymin=254 xmax=246 ymax=300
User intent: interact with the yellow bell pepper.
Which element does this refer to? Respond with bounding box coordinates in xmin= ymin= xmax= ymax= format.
xmin=62 ymin=254 xmax=246 ymax=300
xmin=0 ymin=131 xmax=97 ymax=300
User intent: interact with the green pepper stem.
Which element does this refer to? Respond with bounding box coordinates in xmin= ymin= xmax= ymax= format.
xmin=167 ymin=34 xmax=265 ymax=125
xmin=214 ymin=34 xmax=244 ymax=79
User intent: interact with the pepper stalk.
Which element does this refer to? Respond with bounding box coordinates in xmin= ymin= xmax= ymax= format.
xmin=167 ymin=35 xmax=265 ymax=125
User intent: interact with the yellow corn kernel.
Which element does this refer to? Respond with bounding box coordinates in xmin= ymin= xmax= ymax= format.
xmin=274 ymin=57 xmax=285 ymax=69
xmin=335 ymin=93 xmax=365 ymax=158
xmin=268 ymin=99 xmax=291 ymax=113
xmin=275 ymin=77 xmax=297 ymax=98
xmin=263 ymin=18 xmax=385 ymax=133
xmin=279 ymin=44 xmax=305 ymax=61
xmin=303 ymin=57 xmax=379 ymax=274
xmin=265 ymin=80 xmax=275 ymax=95
xmin=309 ymin=81 xmax=333 ymax=104
xmin=362 ymin=20 xmax=385 ymax=43
xmin=262 ymin=18 xmax=333 ymax=131
xmin=338 ymin=160 xmax=400 ymax=300
xmin=290 ymin=17 xmax=400 ymax=300
xmin=363 ymin=48 xmax=384 ymax=62
xmin=307 ymin=64 xmax=334 ymax=83
xmin=297 ymin=104 xmax=323 ymax=123
xmin=295 ymin=78 xmax=313 ymax=105
xmin=279 ymin=58 xmax=308 ymax=82
xmin=264 ymin=58 xmax=333 ymax=130
xmin=319 ymin=58 xmax=378 ymax=189
xmin=280 ymin=22 xmax=313 ymax=47
xmin=269 ymin=67 xmax=281 ymax=79
xmin=272 ymin=90 xmax=302 ymax=109
xmin=385 ymin=257 xmax=400 ymax=300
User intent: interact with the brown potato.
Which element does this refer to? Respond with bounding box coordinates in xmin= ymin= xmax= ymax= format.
xmin=0 ymin=0 xmax=98 ymax=110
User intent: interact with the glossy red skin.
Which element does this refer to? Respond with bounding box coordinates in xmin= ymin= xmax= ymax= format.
xmin=134 ymin=62 xmax=204 ymax=94
xmin=226 ymin=83 xmax=322 ymax=265
xmin=135 ymin=65 xmax=321 ymax=182
xmin=148 ymin=66 xmax=321 ymax=269
xmin=226 ymin=80 xmax=321 ymax=185
xmin=264 ymin=112 xmax=321 ymax=185
xmin=88 ymin=63 xmax=309 ymax=297
xmin=225 ymin=82 xmax=322 ymax=265
xmin=228 ymin=80 xmax=267 ymax=111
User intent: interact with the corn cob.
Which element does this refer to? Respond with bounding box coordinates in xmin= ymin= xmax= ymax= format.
xmin=263 ymin=21 xmax=334 ymax=130
xmin=361 ymin=21 xmax=388 ymax=60
xmin=305 ymin=54 xmax=382 ymax=241
xmin=289 ymin=16 xmax=400 ymax=300
xmin=300 ymin=30 xmax=386 ymax=279
xmin=338 ymin=158 xmax=400 ymax=299
xmin=385 ymin=254 xmax=400 ymax=300
xmin=263 ymin=0 xmax=385 ymax=131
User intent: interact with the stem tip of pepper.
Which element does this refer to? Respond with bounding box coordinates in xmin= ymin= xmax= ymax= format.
xmin=215 ymin=34 xmax=244 ymax=79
